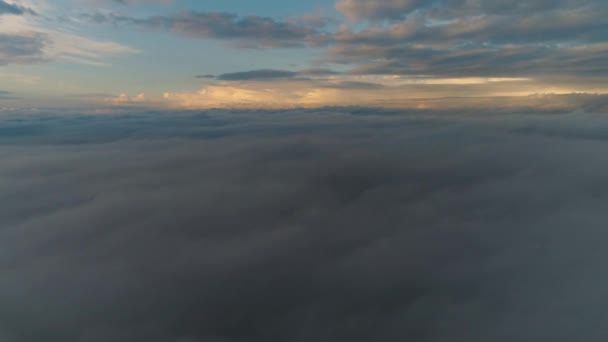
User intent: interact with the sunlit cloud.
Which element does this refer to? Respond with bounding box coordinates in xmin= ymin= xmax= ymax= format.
xmin=107 ymin=92 xmax=146 ymax=105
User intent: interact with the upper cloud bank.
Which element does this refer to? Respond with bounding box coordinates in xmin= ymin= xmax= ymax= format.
xmin=88 ymin=10 xmax=331 ymax=48
xmin=48 ymin=0 xmax=607 ymax=105
xmin=2 ymin=107 xmax=608 ymax=341
xmin=328 ymin=0 xmax=608 ymax=81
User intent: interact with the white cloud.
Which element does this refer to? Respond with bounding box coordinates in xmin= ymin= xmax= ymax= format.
xmin=1 ymin=0 xmax=139 ymax=66
xmin=108 ymin=92 xmax=146 ymax=105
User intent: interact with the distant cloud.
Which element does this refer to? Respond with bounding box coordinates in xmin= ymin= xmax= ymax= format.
xmin=336 ymin=0 xmax=427 ymax=21
xmin=78 ymin=0 xmax=608 ymax=86
xmin=216 ymin=69 xmax=299 ymax=81
xmin=87 ymin=11 xmax=329 ymax=48
xmin=328 ymin=0 xmax=608 ymax=82
xmin=199 ymin=68 xmax=342 ymax=81
xmin=107 ymin=93 xmax=147 ymax=105
xmin=43 ymin=31 xmax=140 ymax=66
xmin=110 ymin=0 xmax=173 ymax=4
xmin=0 ymin=90 xmax=18 ymax=99
xmin=0 ymin=32 xmax=48 ymax=66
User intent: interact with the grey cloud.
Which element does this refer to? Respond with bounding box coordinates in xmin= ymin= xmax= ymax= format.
xmin=91 ymin=11 xmax=327 ymax=48
xmin=198 ymin=68 xmax=341 ymax=81
xmin=216 ymin=69 xmax=299 ymax=81
xmin=0 ymin=0 xmax=35 ymax=15
xmin=324 ymin=81 xmax=385 ymax=89
xmin=3 ymin=105 xmax=608 ymax=341
xmin=299 ymin=68 xmax=342 ymax=76
xmin=0 ymin=90 xmax=18 ymax=99
xmin=84 ymin=1 xmax=608 ymax=80
xmin=0 ymin=33 xmax=48 ymax=66
xmin=326 ymin=0 xmax=608 ymax=80
xmin=333 ymin=43 xmax=608 ymax=78
xmin=336 ymin=0 xmax=603 ymax=22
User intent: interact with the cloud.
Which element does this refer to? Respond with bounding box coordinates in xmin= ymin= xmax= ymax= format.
xmin=0 ymin=32 xmax=48 ymax=65
xmin=43 ymin=30 xmax=140 ymax=66
xmin=110 ymin=0 xmax=173 ymax=4
xmin=215 ymin=69 xmax=299 ymax=81
xmin=326 ymin=0 xmax=608 ymax=84
xmin=87 ymin=10 xmax=329 ymax=48
xmin=336 ymin=0 xmax=605 ymax=22
xmin=0 ymin=90 xmax=18 ymax=99
xmin=166 ymin=84 xmax=608 ymax=108
xmin=3 ymin=107 xmax=608 ymax=341
xmin=0 ymin=2 xmax=140 ymax=67
xmin=107 ymin=92 xmax=146 ymax=105
xmin=162 ymin=84 xmax=321 ymax=108
xmin=204 ymin=68 xmax=342 ymax=81
xmin=157 ymin=70 xmax=604 ymax=109
xmin=77 ymin=0 xmax=608 ymax=88
xmin=336 ymin=0 xmax=427 ymax=21
xmin=0 ymin=0 xmax=35 ymax=16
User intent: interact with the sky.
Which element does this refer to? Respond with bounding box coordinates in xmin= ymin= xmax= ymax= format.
xmin=2 ymin=0 xmax=608 ymax=108
xmin=4 ymin=2 xmax=608 ymax=342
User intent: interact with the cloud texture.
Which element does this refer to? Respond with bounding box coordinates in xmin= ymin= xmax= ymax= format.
xmin=2 ymin=107 xmax=608 ymax=341
xmin=90 ymin=10 xmax=329 ymax=48
xmin=0 ymin=32 xmax=47 ymax=65
xmin=0 ymin=0 xmax=34 ymax=16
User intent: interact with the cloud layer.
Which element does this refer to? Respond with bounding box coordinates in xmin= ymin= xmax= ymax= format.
xmin=2 ymin=107 xmax=608 ymax=341
xmin=328 ymin=0 xmax=608 ymax=81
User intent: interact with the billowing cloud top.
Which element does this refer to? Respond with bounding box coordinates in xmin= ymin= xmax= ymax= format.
xmin=3 ymin=106 xmax=608 ymax=341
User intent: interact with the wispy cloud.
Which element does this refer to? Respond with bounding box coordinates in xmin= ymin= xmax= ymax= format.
xmin=0 ymin=32 xmax=48 ymax=65
xmin=1 ymin=1 xmax=139 ymax=67
xmin=86 ymin=10 xmax=331 ymax=48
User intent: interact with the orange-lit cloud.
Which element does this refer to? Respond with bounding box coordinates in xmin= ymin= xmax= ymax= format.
xmin=154 ymin=73 xmax=601 ymax=109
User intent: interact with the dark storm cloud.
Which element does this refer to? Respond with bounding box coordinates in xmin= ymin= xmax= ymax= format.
xmin=3 ymin=105 xmax=608 ymax=341
xmin=0 ymin=33 xmax=48 ymax=66
xmin=0 ymin=0 xmax=35 ymax=15
xmin=88 ymin=11 xmax=328 ymax=48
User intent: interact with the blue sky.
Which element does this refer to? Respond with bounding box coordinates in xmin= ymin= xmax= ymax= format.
xmin=2 ymin=0 xmax=608 ymax=108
